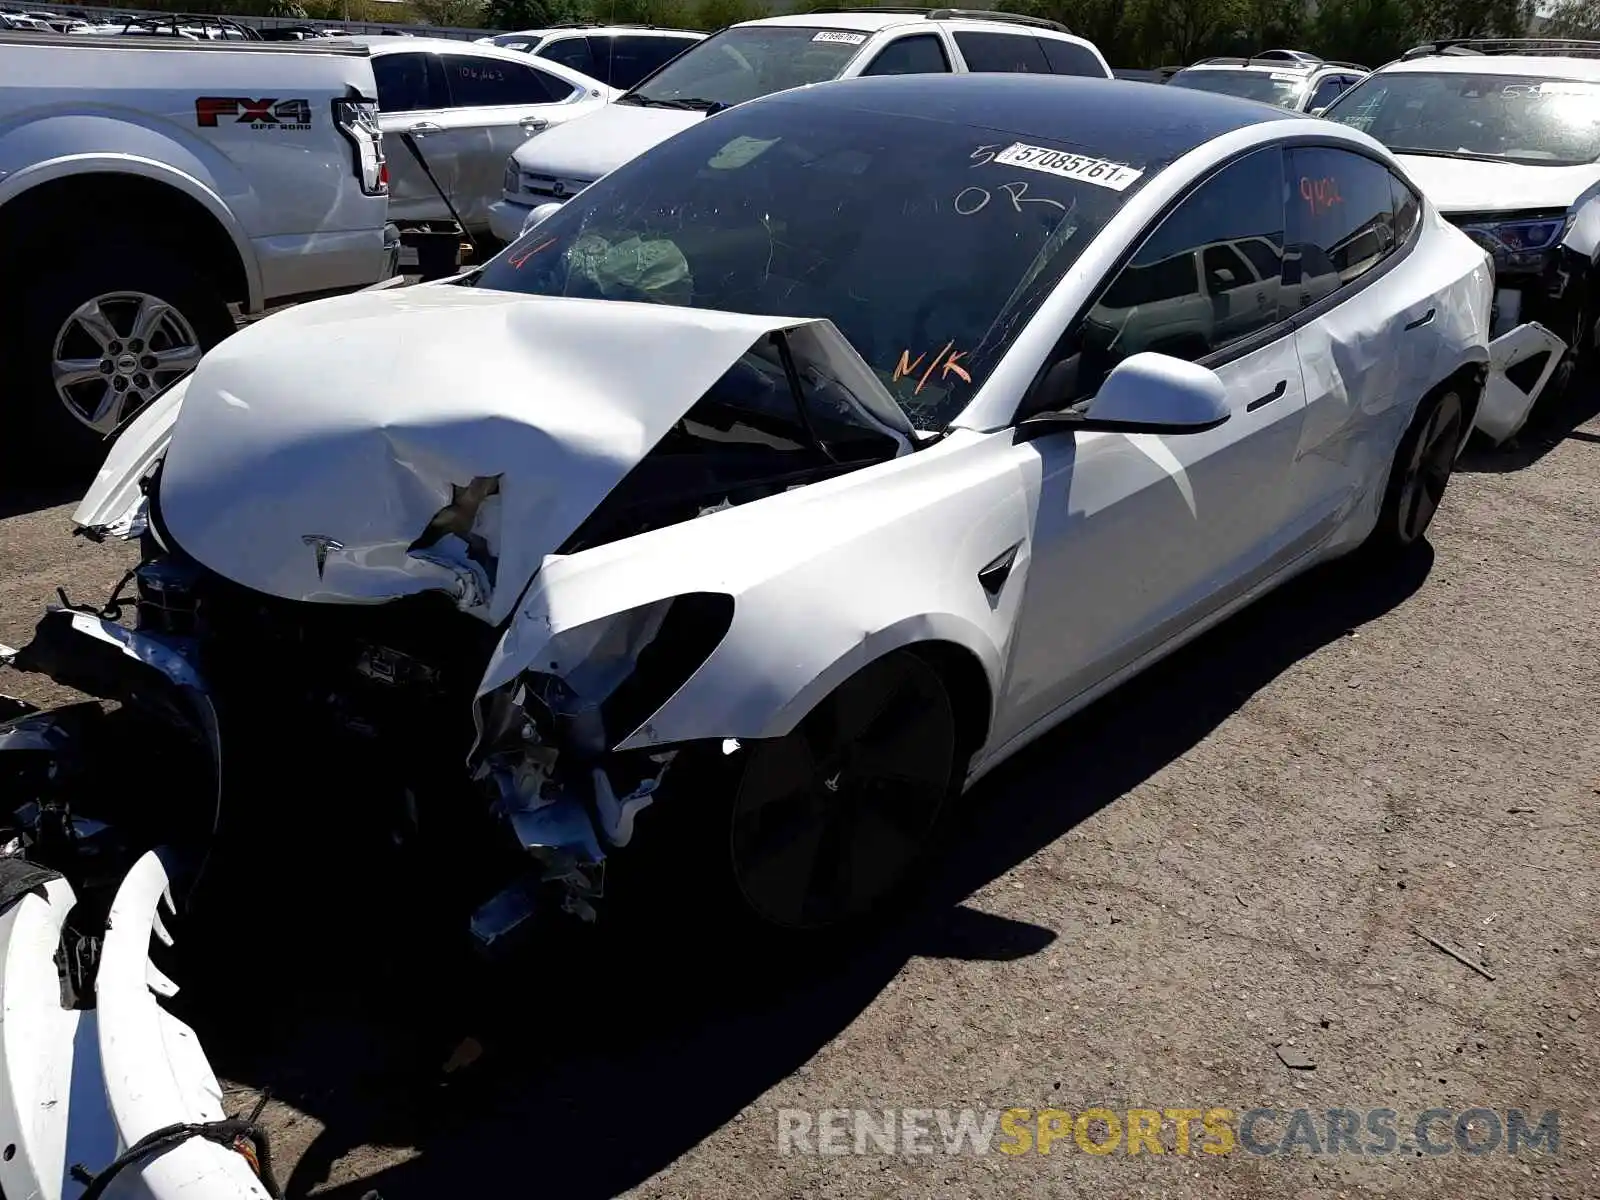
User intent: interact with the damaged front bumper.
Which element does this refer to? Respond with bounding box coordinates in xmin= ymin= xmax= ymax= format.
xmin=0 ymin=851 xmax=275 ymax=1200
xmin=1480 ymin=321 xmax=1568 ymax=445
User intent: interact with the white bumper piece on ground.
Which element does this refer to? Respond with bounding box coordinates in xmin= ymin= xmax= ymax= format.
xmin=0 ymin=852 xmax=270 ymax=1200
xmin=1479 ymin=321 xmax=1568 ymax=445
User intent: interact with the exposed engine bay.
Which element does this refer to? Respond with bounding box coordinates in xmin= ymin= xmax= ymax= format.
xmin=0 ymin=293 xmax=916 ymax=968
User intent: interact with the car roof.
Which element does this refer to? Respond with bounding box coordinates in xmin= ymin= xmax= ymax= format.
xmin=1377 ymin=52 xmax=1600 ymax=81
xmin=760 ymin=72 xmax=1295 ymax=157
xmin=537 ymin=26 xmax=704 ymax=38
xmin=741 ymin=9 xmax=1089 ymax=42
xmin=353 ymin=34 xmax=539 ymax=59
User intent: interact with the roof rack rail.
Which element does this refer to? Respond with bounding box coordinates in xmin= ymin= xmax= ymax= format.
xmin=1402 ymin=37 xmax=1600 ymax=60
xmin=1321 ymin=59 xmax=1370 ymax=71
xmin=926 ymin=7 xmax=1070 ymax=32
xmin=802 ymin=6 xmax=1071 ymax=33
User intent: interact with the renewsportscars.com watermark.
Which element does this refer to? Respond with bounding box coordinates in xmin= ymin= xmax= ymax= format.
xmin=778 ymin=1106 xmax=1561 ymax=1158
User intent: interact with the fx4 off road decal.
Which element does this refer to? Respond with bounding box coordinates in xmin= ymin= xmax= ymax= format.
xmin=195 ymin=97 xmax=313 ymax=131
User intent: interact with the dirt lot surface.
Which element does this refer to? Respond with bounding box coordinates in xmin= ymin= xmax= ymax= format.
xmin=2 ymin=394 xmax=1597 ymax=1200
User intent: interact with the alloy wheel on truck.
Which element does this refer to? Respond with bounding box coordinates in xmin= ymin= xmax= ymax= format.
xmin=16 ymin=241 xmax=235 ymax=474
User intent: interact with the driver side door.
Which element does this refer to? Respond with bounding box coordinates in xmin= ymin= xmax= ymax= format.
xmin=991 ymin=146 xmax=1316 ymax=752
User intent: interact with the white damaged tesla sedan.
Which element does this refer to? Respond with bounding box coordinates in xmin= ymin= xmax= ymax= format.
xmin=0 ymin=70 xmax=1531 ymax=1195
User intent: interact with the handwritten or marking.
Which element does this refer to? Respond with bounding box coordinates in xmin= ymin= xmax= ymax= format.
xmin=993 ymin=143 xmax=1143 ymax=191
xmin=970 ymin=144 xmax=1003 ymax=168
xmin=1299 ymin=175 xmax=1342 ymax=216
xmin=955 ymin=180 xmax=1069 ymax=217
xmin=508 ymin=236 xmax=556 ymax=270
xmin=894 ymin=343 xmax=973 ymax=395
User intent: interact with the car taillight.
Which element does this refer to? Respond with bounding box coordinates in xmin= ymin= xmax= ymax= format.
xmin=333 ymin=95 xmax=388 ymax=197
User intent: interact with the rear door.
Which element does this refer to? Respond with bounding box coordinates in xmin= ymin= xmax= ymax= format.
xmin=1287 ymin=145 xmax=1434 ymax=532
xmin=950 ymin=29 xmax=1051 ymax=73
xmin=429 ymin=51 xmax=598 ymax=232
xmin=371 ymin=50 xmax=453 ymax=225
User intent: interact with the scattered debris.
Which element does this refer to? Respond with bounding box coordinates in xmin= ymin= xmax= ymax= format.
xmin=1275 ymin=1045 xmax=1316 ymax=1070
xmin=1412 ymin=927 xmax=1497 ymax=981
xmin=1507 ymin=806 xmax=1537 ymax=814
xmin=1236 ymin=892 xmax=1248 ymax=907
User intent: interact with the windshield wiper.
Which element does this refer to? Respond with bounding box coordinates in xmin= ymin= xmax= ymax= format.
xmin=623 ymin=95 xmax=728 ymax=113
xmin=1387 ymin=146 xmax=1508 ymax=163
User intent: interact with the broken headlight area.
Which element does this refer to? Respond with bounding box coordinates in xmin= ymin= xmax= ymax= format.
xmin=467 ymin=592 xmax=734 ymax=948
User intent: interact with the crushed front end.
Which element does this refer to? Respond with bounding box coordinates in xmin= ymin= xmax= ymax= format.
xmin=1448 ymin=210 xmax=1578 ymax=443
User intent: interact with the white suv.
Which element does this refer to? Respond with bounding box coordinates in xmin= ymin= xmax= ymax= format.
xmin=488 ymin=7 xmax=1112 ymax=242
xmin=1322 ymin=37 xmax=1600 ymax=439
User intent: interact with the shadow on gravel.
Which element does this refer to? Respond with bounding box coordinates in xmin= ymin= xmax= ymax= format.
xmin=0 ymin=477 xmax=83 ymax=522
xmin=183 ymin=545 xmax=1434 ymax=1200
xmin=1458 ymin=374 xmax=1600 ymax=475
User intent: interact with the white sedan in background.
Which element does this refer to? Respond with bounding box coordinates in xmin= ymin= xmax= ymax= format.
xmin=358 ymin=36 xmax=614 ymax=236
xmin=0 ymin=72 xmax=1553 ymax=1198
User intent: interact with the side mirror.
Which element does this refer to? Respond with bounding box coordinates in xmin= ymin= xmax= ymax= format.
xmin=521 ymin=201 xmax=564 ymax=234
xmin=1018 ymin=352 xmax=1231 ymax=440
xmin=1310 ymin=105 xmax=1328 ymax=117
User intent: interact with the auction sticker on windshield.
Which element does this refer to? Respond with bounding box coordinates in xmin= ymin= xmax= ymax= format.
xmin=813 ymin=30 xmax=866 ymax=43
xmin=992 ymin=143 xmax=1143 ymax=191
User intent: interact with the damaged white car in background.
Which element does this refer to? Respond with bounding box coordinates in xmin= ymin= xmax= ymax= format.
xmin=0 ymin=71 xmax=1553 ymax=1197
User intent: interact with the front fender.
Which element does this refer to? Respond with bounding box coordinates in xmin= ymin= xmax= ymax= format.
xmin=479 ymin=429 xmax=1033 ymax=749
xmin=0 ymin=113 xmax=263 ymax=308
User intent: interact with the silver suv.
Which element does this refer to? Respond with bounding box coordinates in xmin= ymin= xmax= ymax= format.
xmin=1167 ymin=50 xmax=1369 ymax=113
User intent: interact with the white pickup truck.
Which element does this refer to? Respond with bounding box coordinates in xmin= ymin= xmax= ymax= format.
xmin=0 ymin=30 xmax=399 ymax=470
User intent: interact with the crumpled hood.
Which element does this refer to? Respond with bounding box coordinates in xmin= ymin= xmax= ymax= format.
xmin=153 ymin=286 xmax=845 ymax=626
xmin=509 ymin=103 xmax=702 ymax=182
xmin=1397 ymin=153 xmax=1600 ymax=215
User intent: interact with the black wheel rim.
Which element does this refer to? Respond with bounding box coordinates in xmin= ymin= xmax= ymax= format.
xmin=1397 ymin=391 xmax=1463 ymax=544
xmin=729 ymin=653 xmax=955 ymax=931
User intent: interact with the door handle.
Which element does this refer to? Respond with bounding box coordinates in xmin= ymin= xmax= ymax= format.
xmin=408 ymin=121 xmax=442 ymax=135
xmin=1404 ymin=307 xmax=1436 ymax=331
xmin=520 ymin=116 xmax=550 ymax=133
xmin=1247 ymin=379 xmax=1288 ymax=412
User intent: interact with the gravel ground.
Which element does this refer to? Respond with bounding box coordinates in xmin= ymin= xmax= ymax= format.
xmin=1 ymin=393 xmax=1596 ymax=1200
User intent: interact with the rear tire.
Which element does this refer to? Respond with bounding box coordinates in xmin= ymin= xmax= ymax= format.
xmin=12 ymin=239 xmax=235 ymax=476
xmin=1366 ymin=383 xmax=1467 ymax=555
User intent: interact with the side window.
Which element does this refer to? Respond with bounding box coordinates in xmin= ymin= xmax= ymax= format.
xmin=1039 ymin=37 xmax=1106 ymax=78
xmin=372 ymin=53 xmax=434 ymax=112
xmin=536 ymin=35 xmax=597 ymax=80
xmin=441 ymin=54 xmax=575 ymax=106
xmin=862 ymin=33 xmax=951 ymax=76
xmin=952 ymin=30 xmax=1050 ymax=74
xmin=599 ymin=35 xmax=700 ymax=89
xmin=1391 ymin=172 xmax=1421 ymax=244
xmin=1285 ymin=146 xmax=1397 ymax=308
xmin=1308 ymin=74 xmax=1349 ymax=110
xmin=1084 ymin=147 xmax=1286 ymax=369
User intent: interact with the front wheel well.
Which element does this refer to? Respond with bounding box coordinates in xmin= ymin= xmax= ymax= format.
xmin=0 ymin=173 xmax=249 ymax=306
xmin=904 ymin=640 xmax=994 ymax=775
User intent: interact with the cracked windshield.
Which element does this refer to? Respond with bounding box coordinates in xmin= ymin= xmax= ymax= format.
xmin=615 ymin=25 xmax=871 ymax=112
xmin=1327 ymin=72 xmax=1600 ymax=166
xmin=475 ymin=100 xmax=1146 ymax=428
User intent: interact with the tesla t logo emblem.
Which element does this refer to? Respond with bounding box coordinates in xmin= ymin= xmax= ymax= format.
xmin=302 ymin=534 xmax=345 ymax=579
xmin=196 ymin=97 xmax=313 ymax=130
